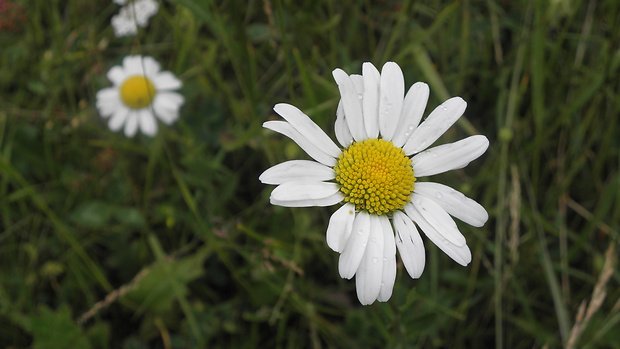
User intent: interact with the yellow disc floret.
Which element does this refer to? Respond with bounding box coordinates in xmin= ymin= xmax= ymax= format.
xmin=334 ymin=139 xmax=416 ymax=215
xmin=120 ymin=75 xmax=156 ymax=109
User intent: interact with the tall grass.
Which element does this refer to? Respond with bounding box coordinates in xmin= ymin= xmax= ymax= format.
xmin=0 ymin=0 xmax=618 ymax=347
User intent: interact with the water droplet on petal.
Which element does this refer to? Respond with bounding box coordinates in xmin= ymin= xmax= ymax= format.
xmin=372 ymin=257 xmax=378 ymax=264
xmin=436 ymin=192 xmax=443 ymax=199
xmin=408 ymin=125 xmax=415 ymax=131
xmin=357 ymin=230 xmax=363 ymax=235
xmin=383 ymin=257 xmax=387 ymax=261
xmin=441 ymin=105 xmax=448 ymax=111
xmin=404 ymin=132 xmax=410 ymax=137
xmin=358 ymin=94 xmax=363 ymax=99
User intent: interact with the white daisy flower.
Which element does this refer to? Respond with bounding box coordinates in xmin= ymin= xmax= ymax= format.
xmin=96 ymin=55 xmax=184 ymax=137
xmin=111 ymin=0 xmax=159 ymax=37
xmin=260 ymin=62 xmax=490 ymax=305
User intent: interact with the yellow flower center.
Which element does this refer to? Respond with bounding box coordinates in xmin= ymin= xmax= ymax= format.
xmin=334 ymin=139 xmax=416 ymax=215
xmin=119 ymin=75 xmax=156 ymax=109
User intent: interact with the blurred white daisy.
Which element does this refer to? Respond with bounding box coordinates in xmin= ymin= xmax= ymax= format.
xmin=96 ymin=55 xmax=184 ymax=137
xmin=111 ymin=0 xmax=159 ymax=37
xmin=260 ymin=62 xmax=489 ymax=305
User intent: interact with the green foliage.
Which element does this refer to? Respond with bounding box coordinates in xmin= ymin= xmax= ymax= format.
xmin=1 ymin=0 xmax=619 ymax=348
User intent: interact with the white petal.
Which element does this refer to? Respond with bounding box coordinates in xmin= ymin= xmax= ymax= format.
xmin=326 ymin=203 xmax=356 ymax=253
xmin=124 ymin=112 xmax=139 ymax=137
xmin=405 ymin=204 xmax=472 ymax=266
xmin=355 ymin=214 xmax=384 ymax=305
xmin=411 ymin=135 xmax=489 ymax=177
xmin=274 ymin=103 xmax=341 ymax=158
xmin=339 ymin=211 xmax=371 ymax=279
xmin=106 ymin=66 xmax=126 ymax=86
xmin=152 ymin=92 xmax=183 ymax=125
xmin=270 ymin=181 xmax=341 ymax=206
xmin=362 ymin=62 xmax=380 ymax=139
xmin=410 ymin=193 xmax=466 ymax=246
xmin=377 ymin=216 xmax=397 ymax=302
xmin=391 ymin=82 xmax=430 ymax=148
xmin=123 ymin=55 xmax=144 ymax=76
xmin=142 ymin=56 xmax=161 ymax=77
xmin=153 ymin=71 xmax=182 ymax=90
xmin=403 ymin=97 xmax=467 ymax=155
xmin=415 ymin=182 xmax=488 ymax=227
xmin=332 ymin=68 xmax=366 ymax=142
xmin=393 ymin=211 xmax=425 ymax=279
xmin=334 ymin=101 xmax=353 ymax=148
xmin=259 ymin=160 xmax=335 ymax=185
xmin=108 ymin=105 xmax=129 ymax=131
xmin=138 ymin=109 xmax=157 ymax=136
xmin=96 ymin=88 xmax=121 ymax=117
xmin=263 ymin=121 xmax=337 ymax=167
xmin=270 ymin=192 xmax=343 ymax=207
xmin=378 ymin=62 xmax=405 ymax=141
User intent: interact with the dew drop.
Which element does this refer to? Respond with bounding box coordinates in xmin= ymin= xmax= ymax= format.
xmin=436 ymin=192 xmax=443 ymax=199
xmin=441 ymin=105 xmax=448 ymax=111
xmin=370 ymin=237 xmax=377 ymax=243
xmin=383 ymin=257 xmax=387 ymax=262
xmin=358 ymin=94 xmax=363 ymax=99
xmin=357 ymin=230 xmax=363 ymax=235
xmin=404 ymin=132 xmax=410 ymax=137
xmin=372 ymin=257 xmax=378 ymax=264
xmin=408 ymin=125 xmax=415 ymax=131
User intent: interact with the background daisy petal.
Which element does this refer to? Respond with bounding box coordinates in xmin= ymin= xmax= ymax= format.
xmin=411 ymin=135 xmax=489 ymax=177
xmin=415 ymin=182 xmax=489 ymax=227
xmin=326 ymin=203 xmax=356 ymax=253
xmin=391 ymin=82 xmax=430 ymax=148
xmin=378 ymin=62 xmax=405 ymax=141
xmin=274 ymin=103 xmax=341 ymax=158
xmin=393 ymin=211 xmax=426 ymax=279
xmin=377 ymin=216 xmax=397 ymax=302
xmin=339 ymin=211 xmax=371 ymax=279
xmin=96 ymin=88 xmax=121 ymax=117
xmin=259 ymin=160 xmax=335 ymax=185
xmin=263 ymin=121 xmax=337 ymax=166
xmin=355 ymin=214 xmax=384 ymax=305
xmin=405 ymin=204 xmax=472 ymax=266
xmin=403 ymin=96 xmax=467 ymax=155
xmin=362 ymin=62 xmax=380 ymax=139
xmin=332 ymin=68 xmax=367 ymax=142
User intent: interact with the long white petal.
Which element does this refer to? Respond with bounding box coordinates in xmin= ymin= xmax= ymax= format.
xmin=326 ymin=203 xmax=356 ymax=253
xmin=378 ymin=62 xmax=404 ymax=141
xmin=107 ymin=66 xmax=126 ymax=86
xmin=355 ymin=214 xmax=384 ymax=305
xmin=124 ymin=112 xmax=139 ymax=137
xmin=108 ymin=105 xmax=129 ymax=131
xmin=339 ymin=211 xmax=371 ymax=279
xmin=153 ymin=71 xmax=182 ymax=90
xmin=138 ymin=109 xmax=157 ymax=137
xmin=274 ymin=103 xmax=341 ymax=158
xmin=403 ymin=97 xmax=467 ymax=155
xmin=142 ymin=56 xmax=161 ymax=77
xmin=391 ymin=82 xmax=430 ymax=148
xmin=270 ymin=192 xmax=343 ymax=207
xmin=415 ymin=182 xmax=488 ymax=227
xmin=263 ymin=121 xmax=337 ymax=167
xmin=362 ymin=63 xmax=380 ymax=139
xmin=271 ymin=181 xmax=340 ymax=202
xmin=259 ymin=160 xmax=335 ymax=185
xmin=334 ymin=101 xmax=353 ymax=148
xmin=410 ymin=193 xmax=466 ymax=246
xmin=332 ymin=68 xmax=367 ymax=142
xmin=393 ymin=211 xmax=425 ymax=279
xmin=405 ymin=204 xmax=472 ymax=266
xmin=377 ymin=216 xmax=397 ymax=302
xmin=411 ymin=135 xmax=489 ymax=177
xmin=96 ymin=88 xmax=121 ymax=117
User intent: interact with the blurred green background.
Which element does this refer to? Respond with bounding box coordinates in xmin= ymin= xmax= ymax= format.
xmin=1 ymin=0 xmax=619 ymax=347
